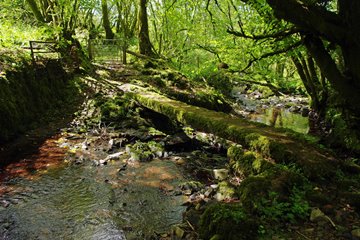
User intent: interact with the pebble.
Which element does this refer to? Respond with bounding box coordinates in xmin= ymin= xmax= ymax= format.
xmin=213 ymin=169 xmax=228 ymax=180
xmin=1 ymin=200 xmax=10 ymax=208
xmin=173 ymin=226 xmax=184 ymax=239
xmin=75 ymin=156 xmax=84 ymax=164
xmin=214 ymin=192 xmax=225 ymax=201
xmin=99 ymin=159 xmax=107 ymax=165
xmin=204 ymin=188 xmax=213 ymax=197
xmin=183 ymin=189 xmax=192 ymax=195
xmin=175 ymin=158 xmax=186 ymax=165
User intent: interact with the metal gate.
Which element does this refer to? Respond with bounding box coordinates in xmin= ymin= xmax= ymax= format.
xmin=28 ymin=41 xmax=60 ymax=64
xmin=88 ymin=39 xmax=127 ymax=64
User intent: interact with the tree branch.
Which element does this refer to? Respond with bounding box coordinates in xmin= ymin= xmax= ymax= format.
xmin=166 ymin=0 xmax=178 ymax=11
xmin=235 ymin=78 xmax=283 ymax=96
xmin=265 ymin=0 xmax=347 ymax=45
xmin=206 ymin=0 xmax=216 ymax=31
xmin=237 ymin=40 xmax=302 ymax=72
xmin=195 ymin=44 xmax=222 ymax=62
xmin=227 ymin=27 xmax=299 ymax=42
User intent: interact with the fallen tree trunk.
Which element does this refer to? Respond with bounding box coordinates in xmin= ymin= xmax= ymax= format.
xmin=125 ymin=86 xmax=338 ymax=179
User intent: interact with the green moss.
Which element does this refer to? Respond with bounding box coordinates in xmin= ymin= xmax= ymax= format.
xmin=228 ymin=145 xmax=273 ymax=176
xmin=199 ymin=203 xmax=259 ymax=240
xmin=227 ymin=145 xmax=244 ymax=160
xmin=236 ymin=166 xmax=306 ymax=213
xmin=130 ymin=90 xmax=337 ymax=180
xmin=252 ymin=154 xmax=273 ymax=174
xmin=217 ymin=181 xmax=235 ymax=199
xmin=95 ymin=94 xmax=137 ymax=125
xmin=179 ymin=181 xmax=204 ymax=192
xmin=126 ymin=141 xmax=164 ymax=161
xmin=203 ymin=72 xmax=233 ymax=97
xmin=0 ymin=61 xmax=71 ymax=143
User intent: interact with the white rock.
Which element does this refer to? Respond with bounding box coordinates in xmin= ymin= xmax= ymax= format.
xmin=107 ymin=151 xmax=125 ymax=160
xmin=213 ymin=169 xmax=229 ymax=180
xmin=214 ymin=193 xmax=225 ymax=201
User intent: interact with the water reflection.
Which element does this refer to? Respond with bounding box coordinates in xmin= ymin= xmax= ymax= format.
xmin=248 ymin=107 xmax=309 ymax=134
xmin=269 ymin=107 xmax=283 ymax=127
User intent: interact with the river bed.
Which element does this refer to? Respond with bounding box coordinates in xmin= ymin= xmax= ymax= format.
xmin=0 ymin=135 xmax=187 ymax=240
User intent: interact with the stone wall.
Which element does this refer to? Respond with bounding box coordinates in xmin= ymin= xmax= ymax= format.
xmin=0 ymin=60 xmax=68 ymax=143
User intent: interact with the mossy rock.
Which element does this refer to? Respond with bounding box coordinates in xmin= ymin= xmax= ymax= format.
xmin=96 ymin=94 xmax=136 ymax=125
xmin=148 ymin=75 xmax=166 ymax=88
xmin=245 ymin=134 xmax=271 ymax=158
xmin=228 ymin=145 xmax=273 ymax=176
xmin=215 ymin=181 xmax=235 ymax=201
xmin=243 ymin=134 xmax=335 ymax=179
xmin=205 ymin=72 xmax=233 ymax=97
xmin=199 ymin=203 xmax=259 ymax=240
xmin=100 ymin=101 xmax=127 ymax=122
xmin=179 ymin=181 xmax=204 ymax=192
xmin=126 ymin=141 xmax=164 ymax=162
xmin=236 ymin=166 xmax=305 ymax=212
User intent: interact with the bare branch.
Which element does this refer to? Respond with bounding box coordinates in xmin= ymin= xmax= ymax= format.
xmin=238 ymin=40 xmax=302 ymax=72
xmin=226 ymin=27 xmax=299 ymax=41
xmin=206 ymin=0 xmax=216 ymax=31
xmin=214 ymin=0 xmax=226 ymax=15
xmin=195 ymin=44 xmax=222 ymax=62
xmin=166 ymin=0 xmax=178 ymax=11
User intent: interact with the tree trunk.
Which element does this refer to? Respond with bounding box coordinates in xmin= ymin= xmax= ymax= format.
xmin=303 ymin=35 xmax=360 ymax=115
xmin=25 ymin=0 xmax=45 ymax=23
xmin=338 ymin=1 xmax=360 ymax=83
xmin=138 ymin=0 xmax=155 ymax=56
xmin=101 ymin=0 xmax=114 ymax=39
xmin=264 ymin=0 xmax=360 ymax=117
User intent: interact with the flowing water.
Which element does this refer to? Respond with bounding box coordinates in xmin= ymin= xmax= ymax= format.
xmin=0 ymin=136 xmax=187 ymax=240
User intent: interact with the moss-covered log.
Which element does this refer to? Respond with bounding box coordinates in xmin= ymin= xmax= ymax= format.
xmin=129 ymin=89 xmax=338 ymax=179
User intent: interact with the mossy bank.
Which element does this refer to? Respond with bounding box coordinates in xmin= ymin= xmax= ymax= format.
xmin=0 ymin=60 xmax=75 ymax=144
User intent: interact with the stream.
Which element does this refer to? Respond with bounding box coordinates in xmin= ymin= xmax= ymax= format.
xmin=0 ymin=134 xmax=187 ymax=240
xmin=248 ymin=107 xmax=309 ymax=134
xmin=232 ymin=90 xmax=310 ymax=134
xmin=0 ymin=77 xmax=312 ymax=240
